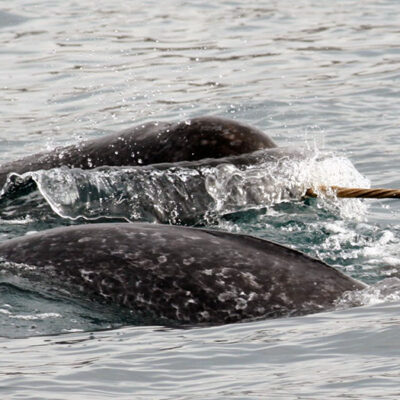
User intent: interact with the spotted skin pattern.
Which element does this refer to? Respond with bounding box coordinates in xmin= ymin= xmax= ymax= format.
xmin=0 ymin=116 xmax=277 ymax=188
xmin=0 ymin=223 xmax=365 ymax=324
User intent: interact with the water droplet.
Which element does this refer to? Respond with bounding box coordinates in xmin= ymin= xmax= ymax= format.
xmin=157 ymin=255 xmax=167 ymax=263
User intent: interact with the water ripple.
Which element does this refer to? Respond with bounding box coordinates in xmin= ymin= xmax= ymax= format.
xmin=1 ymin=0 xmax=400 ymax=397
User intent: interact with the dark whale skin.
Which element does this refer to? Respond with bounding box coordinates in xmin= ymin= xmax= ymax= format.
xmin=0 ymin=223 xmax=365 ymax=324
xmin=0 ymin=116 xmax=276 ymax=187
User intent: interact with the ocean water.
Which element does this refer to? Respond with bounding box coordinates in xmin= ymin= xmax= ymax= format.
xmin=1 ymin=0 xmax=400 ymax=398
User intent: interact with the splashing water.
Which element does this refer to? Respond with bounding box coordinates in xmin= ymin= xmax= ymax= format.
xmin=335 ymin=277 xmax=400 ymax=309
xmin=0 ymin=147 xmax=370 ymax=224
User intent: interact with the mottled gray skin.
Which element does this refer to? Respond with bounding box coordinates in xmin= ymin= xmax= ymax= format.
xmin=0 ymin=223 xmax=366 ymax=324
xmin=0 ymin=116 xmax=276 ymax=188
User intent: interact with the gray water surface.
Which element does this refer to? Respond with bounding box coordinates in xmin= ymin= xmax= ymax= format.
xmin=1 ymin=0 xmax=400 ymax=398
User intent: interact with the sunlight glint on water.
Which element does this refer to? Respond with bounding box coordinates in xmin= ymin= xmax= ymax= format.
xmin=1 ymin=0 xmax=400 ymax=398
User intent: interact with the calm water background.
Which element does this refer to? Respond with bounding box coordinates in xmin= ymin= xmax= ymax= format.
xmin=1 ymin=0 xmax=400 ymax=398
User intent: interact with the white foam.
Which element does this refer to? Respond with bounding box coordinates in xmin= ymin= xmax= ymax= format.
xmin=0 ymin=147 xmax=371 ymax=224
xmin=336 ymin=277 xmax=400 ymax=308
